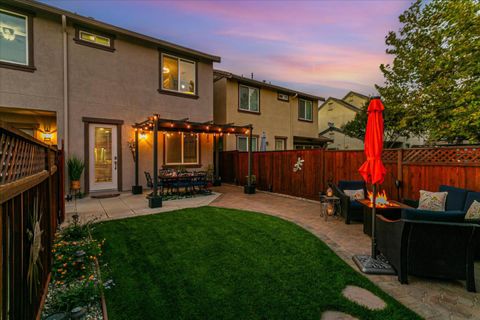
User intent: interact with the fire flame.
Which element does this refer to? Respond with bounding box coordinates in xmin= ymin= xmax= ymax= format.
xmin=367 ymin=190 xmax=398 ymax=208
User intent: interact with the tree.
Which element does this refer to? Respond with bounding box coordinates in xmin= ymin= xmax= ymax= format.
xmin=344 ymin=0 xmax=480 ymax=144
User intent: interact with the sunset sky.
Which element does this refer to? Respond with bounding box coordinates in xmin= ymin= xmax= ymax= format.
xmin=40 ymin=0 xmax=412 ymax=99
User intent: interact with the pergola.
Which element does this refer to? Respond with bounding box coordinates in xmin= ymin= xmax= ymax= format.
xmin=131 ymin=114 xmax=253 ymax=208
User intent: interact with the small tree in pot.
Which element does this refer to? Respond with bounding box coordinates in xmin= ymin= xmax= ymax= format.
xmin=67 ymin=156 xmax=85 ymax=192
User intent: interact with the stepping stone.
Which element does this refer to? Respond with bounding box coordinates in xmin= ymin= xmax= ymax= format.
xmin=342 ymin=285 xmax=386 ymax=310
xmin=321 ymin=311 xmax=359 ymax=320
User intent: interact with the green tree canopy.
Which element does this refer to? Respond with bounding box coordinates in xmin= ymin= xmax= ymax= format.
xmin=344 ymin=0 xmax=480 ymax=144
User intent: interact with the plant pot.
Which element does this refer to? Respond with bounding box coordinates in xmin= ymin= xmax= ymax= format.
xmin=213 ymin=178 xmax=222 ymax=186
xmin=244 ymin=184 xmax=256 ymax=194
xmin=70 ymin=180 xmax=81 ymax=191
xmin=131 ymin=185 xmax=143 ymax=195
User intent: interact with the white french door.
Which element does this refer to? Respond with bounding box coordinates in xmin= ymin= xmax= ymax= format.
xmin=89 ymin=124 xmax=118 ymax=191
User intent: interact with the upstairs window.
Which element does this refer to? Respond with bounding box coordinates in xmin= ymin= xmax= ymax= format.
xmin=298 ymin=98 xmax=313 ymax=121
xmin=161 ymin=54 xmax=196 ymax=95
xmin=277 ymin=92 xmax=289 ymax=102
xmin=79 ymin=30 xmax=111 ymax=47
xmin=239 ymin=85 xmax=259 ymax=113
xmin=75 ymin=27 xmax=115 ymax=52
xmin=0 ymin=8 xmax=33 ymax=70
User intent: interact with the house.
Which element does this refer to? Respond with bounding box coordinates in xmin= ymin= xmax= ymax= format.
xmin=318 ymin=91 xmax=368 ymax=150
xmin=213 ymin=70 xmax=330 ymax=151
xmin=0 ymin=0 xmax=221 ymax=193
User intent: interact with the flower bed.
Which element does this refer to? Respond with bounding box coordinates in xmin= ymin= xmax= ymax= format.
xmin=42 ymin=217 xmax=113 ymax=319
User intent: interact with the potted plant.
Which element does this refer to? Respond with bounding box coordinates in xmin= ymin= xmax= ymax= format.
xmin=244 ymin=175 xmax=256 ymax=194
xmin=67 ymin=156 xmax=85 ymax=192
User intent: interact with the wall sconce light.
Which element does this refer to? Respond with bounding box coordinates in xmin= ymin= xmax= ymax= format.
xmin=43 ymin=132 xmax=53 ymax=142
xmin=139 ymin=132 xmax=147 ymax=140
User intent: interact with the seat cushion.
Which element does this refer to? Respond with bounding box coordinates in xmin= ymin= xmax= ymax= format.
xmin=402 ymin=208 xmax=465 ymax=222
xmin=349 ymin=201 xmax=363 ymax=209
xmin=439 ymin=185 xmax=470 ymax=211
xmin=465 ymin=192 xmax=480 ymax=211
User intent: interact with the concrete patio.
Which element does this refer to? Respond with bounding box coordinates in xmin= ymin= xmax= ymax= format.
xmin=67 ymin=184 xmax=480 ymax=319
xmin=65 ymin=191 xmax=220 ymax=223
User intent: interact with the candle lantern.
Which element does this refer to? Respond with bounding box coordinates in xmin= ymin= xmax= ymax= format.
xmin=326 ymin=187 xmax=333 ymax=197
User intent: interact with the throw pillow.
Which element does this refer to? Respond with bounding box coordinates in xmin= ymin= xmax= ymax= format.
xmin=418 ymin=190 xmax=447 ymax=211
xmin=465 ymin=200 xmax=480 ymax=220
xmin=344 ymin=189 xmax=364 ymax=201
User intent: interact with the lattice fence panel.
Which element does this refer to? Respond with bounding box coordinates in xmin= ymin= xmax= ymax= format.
xmin=0 ymin=131 xmax=47 ymax=185
xmin=403 ymin=147 xmax=480 ymax=165
xmin=382 ymin=150 xmax=398 ymax=163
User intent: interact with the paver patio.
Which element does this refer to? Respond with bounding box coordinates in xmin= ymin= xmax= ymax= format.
xmin=67 ymin=185 xmax=480 ymax=319
xmin=211 ymin=185 xmax=480 ymax=320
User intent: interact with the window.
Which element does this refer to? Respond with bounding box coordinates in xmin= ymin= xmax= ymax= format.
xmin=79 ymin=30 xmax=111 ymax=47
xmin=239 ymin=85 xmax=259 ymax=112
xmin=298 ymin=98 xmax=313 ymax=121
xmin=161 ymin=54 xmax=196 ymax=95
xmin=0 ymin=8 xmax=33 ymax=69
xmin=165 ymin=133 xmax=199 ymax=165
xmin=275 ymin=137 xmax=286 ymax=150
xmin=327 ymin=102 xmax=334 ymax=111
xmin=277 ymin=92 xmax=289 ymax=102
xmin=74 ymin=27 xmax=115 ymax=52
xmin=237 ymin=136 xmax=258 ymax=152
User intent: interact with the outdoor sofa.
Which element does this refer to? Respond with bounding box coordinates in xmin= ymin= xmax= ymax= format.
xmin=332 ymin=180 xmax=367 ymax=224
xmin=376 ymin=185 xmax=480 ymax=292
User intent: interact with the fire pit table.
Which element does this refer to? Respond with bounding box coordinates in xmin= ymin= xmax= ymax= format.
xmin=356 ymin=199 xmax=413 ymax=236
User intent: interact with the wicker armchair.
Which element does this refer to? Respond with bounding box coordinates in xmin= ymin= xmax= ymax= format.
xmin=332 ymin=180 xmax=367 ymax=224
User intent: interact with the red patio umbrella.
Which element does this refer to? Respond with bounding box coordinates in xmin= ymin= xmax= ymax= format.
xmin=353 ymin=97 xmax=393 ymax=274
xmin=358 ymin=98 xmax=386 ymax=186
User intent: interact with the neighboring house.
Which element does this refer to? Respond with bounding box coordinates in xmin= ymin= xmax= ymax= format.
xmin=318 ymin=91 xmax=368 ymax=150
xmin=213 ymin=70 xmax=330 ymax=151
xmin=0 ymin=0 xmax=220 ymax=193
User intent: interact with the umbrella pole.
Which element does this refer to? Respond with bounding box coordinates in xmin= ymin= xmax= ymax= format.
xmin=371 ymin=183 xmax=377 ymax=259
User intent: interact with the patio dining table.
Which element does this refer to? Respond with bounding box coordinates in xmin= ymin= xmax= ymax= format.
xmin=158 ymin=173 xmax=210 ymax=196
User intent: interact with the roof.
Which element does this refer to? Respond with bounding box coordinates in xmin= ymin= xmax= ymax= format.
xmin=293 ymin=135 xmax=332 ymax=145
xmin=318 ymin=97 xmax=361 ymax=112
xmin=342 ymin=91 xmax=370 ymax=101
xmin=319 ymin=126 xmax=344 ymax=136
xmin=214 ymin=70 xmax=325 ymax=101
xmin=8 ymin=0 xmax=221 ymax=62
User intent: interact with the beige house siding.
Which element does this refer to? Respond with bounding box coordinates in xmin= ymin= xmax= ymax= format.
xmin=325 ymin=131 xmax=364 ymax=150
xmin=343 ymin=92 xmax=368 ymax=109
xmin=0 ymin=3 xmax=217 ymax=192
xmin=318 ymin=99 xmax=357 ymax=132
xmin=217 ymin=78 xmax=319 ymax=151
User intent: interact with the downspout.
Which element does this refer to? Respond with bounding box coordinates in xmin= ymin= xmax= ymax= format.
xmin=62 ymin=15 xmax=69 ymax=157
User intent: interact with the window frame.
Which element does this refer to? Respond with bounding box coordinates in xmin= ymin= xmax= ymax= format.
xmin=0 ymin=6 xmax=35 ymax=72
xmin=159 ymin=52 xmax=198 ymax=99
xmin=236 ymin=135 xmax=258 ymax=152
xmin=274 ymin=136 xmax=287 ymax=151
xmin=164 ymin=132 xmax=200 ymax=166
xmin=298 ymin=98 xmax=313 ymax=122
xmin=74 ymin=25 xmax=115 ymax=52
xmin=238 ymin=84 xmax=260 ymax=114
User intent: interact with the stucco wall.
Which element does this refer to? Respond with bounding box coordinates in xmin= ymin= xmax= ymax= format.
xmin=1 ymin=11 xmax=215 ymax=192
xmin=0 ymin=12 xmax=65 ymax=143
xmin=325 ymin=131 xmax=364 ymax=150
xmin=218 ymin=79 xmax=319 ymax=151
xmin=343 ymin=93 xmax=368 ymax=109
xmin=66 ymin=25 xmax=214 ymax=191
xmin=318 ymin=100 xmax=357 ymax=132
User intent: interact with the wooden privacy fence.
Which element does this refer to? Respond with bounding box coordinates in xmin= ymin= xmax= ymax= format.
xmin=0 ymin=122 xmax=65 ymax=320
xmin=220 ymin=147 xmax=480 ymax=201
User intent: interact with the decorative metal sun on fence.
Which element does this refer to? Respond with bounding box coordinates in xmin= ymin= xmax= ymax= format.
xmin=293 ymin=157 xmax=304 ymax=172
xmin=27 ymin=191 xmax=44 ymax=301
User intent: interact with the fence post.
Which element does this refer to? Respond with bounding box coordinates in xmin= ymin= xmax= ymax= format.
xmin=397 ymin=149 xmax=403 ymax=200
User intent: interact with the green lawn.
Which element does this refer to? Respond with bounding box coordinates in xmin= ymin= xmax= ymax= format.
xmin=93 ymin=207 xmax=419 ymax=320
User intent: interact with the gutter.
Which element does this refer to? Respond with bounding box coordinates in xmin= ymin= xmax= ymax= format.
xmin=62 ymin=14 xmax=68 ymax=157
